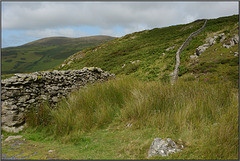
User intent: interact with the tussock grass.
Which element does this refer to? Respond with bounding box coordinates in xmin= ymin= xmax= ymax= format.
xmin=26 ymin=77 xmax=239 ymax=159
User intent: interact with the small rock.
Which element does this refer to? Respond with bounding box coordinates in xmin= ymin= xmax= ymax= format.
xmin=166 ymin=45 xmax=175 ymax=51
xmin=233 ymin=34 xmax=239 ymax=45
xmin=190 ymin=54 xmax=198 ymax=59
xmin=28 ymin=99 xmax=35 ymax=103
xmin=223 ymin=43 xmax=231 ymax=48
xmin=219 ymin=33 xmax=225 ymax=37
xmin=130 ymin=61 xmax=135 ymax=64
xmin=19 ymin=95 xmax=31 ymax=103
xmin=234 ymin=52 xmax=239 ymax=57
xmin=40 ymin=95 xmax=47 ymax=100
xmin=4 ymin=135 xmax=23 ymax=142
xmin=48 ymin=150 xmax=55 ymax=153
xmin=52 ymin=97 xmax=58 ymax=102
xmin=67 ymin=61 xmax=72 ymax=65
xmin=220 ymin=35 xmax=226 ymax=42
xmin=218 ymin=33 xmax=226 ymax=42
xmin=208 ymin=37 xmax=216 ymax=46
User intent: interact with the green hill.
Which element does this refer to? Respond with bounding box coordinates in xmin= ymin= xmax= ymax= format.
xmin=1 ymin=35 xmax=115 ymax=74
xmin=59 ymin=15 xmax=238 ymax=85
xmin=2 ymin=15 xmax=239 ymax=160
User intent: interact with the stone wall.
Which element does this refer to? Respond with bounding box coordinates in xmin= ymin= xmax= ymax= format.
xmin=1 ymin=67 xmax=115 ymax=133
xmin=171 ymin=19 xmax=207 ymax=83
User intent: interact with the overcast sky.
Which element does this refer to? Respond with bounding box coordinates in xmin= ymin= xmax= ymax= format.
xmin=1 ymin=1 xmax=239 ymax=48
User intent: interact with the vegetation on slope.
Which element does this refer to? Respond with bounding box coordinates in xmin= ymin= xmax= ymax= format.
xmin=59 ymin=15 xmax=238 ymax=85
xmin=23 ymin=77 xmax=239 ymax=159
xmin=2 ymin=35 xmax=115 ymax=74
xmin=1 ymin=15 xmax=239 ymax=160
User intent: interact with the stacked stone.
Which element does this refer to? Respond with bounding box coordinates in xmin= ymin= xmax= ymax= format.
xmin=1 ymin=67 xmax=115 ymax=133
xmin=171 ymin=19 xmax=207 ymax=84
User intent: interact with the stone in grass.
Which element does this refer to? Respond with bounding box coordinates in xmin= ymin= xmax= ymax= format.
xmin=48 ymin=150 xmax=55 ymax=153
xmin=4 ymin=135 xmax=23 ymax=142
xmin=148 ymin=138 xmax=183 ymax=158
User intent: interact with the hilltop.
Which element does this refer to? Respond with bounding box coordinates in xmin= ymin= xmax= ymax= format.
xmin=2 ymin=35 xmax=115 ymax=74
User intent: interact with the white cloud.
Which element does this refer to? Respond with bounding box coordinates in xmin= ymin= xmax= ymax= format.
xmin=2 ymin=2 xmax=238 ymax=48
xmin=2 ymin=2 xmax=238 ymax=30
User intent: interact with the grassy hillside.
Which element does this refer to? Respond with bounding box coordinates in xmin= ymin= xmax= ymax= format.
xmin=1 ymin=15 xmax=239 ymax=160
xmin=2 ymin=35 xmax=115 ymax=74
xmin=6 ymin=76 xmax=236 ymax=159
xmin=59 ymin=15 xmax=238 ymax=85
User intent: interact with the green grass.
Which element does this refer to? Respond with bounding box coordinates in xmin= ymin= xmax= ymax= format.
xmin=2 ymin=36 xmax=115 ymax=74
xmin=22 ymin=76 xmax=239 ymax=160
xmin=1 ymin=74 xmax=14 ymax=80
xmin=59 ymin=15 xmax=238 ymax=83
xmin=1 ymin=14 xmax=239 ymax=160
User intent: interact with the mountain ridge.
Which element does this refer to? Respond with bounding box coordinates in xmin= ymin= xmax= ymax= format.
xmin=22 ymin=35 xmax=115 ymax=47
xmin=2 ymin=35 xmax=115 ymax=74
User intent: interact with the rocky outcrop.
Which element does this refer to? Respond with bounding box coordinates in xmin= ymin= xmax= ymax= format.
xmin=219 ymin=33 xmax=226 ymax=42
xmin=190 ymin=33 xmax=238 ymax=59
xmin=171 ymin=19 xmax=207 ymax=84
xmin=148 ymin=138 xmax=183 ymax=158
xmin=223 ymin=34 xmax=239 ymax=48
xmin=196 ymin=44 xmax=209 ymax=56
xmin=1 ymin=67 xmax=115 ymax=133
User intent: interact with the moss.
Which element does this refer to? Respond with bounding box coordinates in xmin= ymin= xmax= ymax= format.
xmin=37 ymin=76 xmax=43 ymax=80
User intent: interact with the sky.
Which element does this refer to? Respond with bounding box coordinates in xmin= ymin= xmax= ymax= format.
xmin=1 ymin=1 xmax=239 ymax=48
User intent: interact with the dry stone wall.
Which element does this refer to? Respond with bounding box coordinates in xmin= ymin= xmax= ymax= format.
xmin=1 ymin=67 xmax=115 ymax=133
xmin=171 ymin=19 xmax=207 ymax=84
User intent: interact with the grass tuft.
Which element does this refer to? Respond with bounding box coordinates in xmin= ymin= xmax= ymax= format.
xmin=25 ymin=76 xmax=239 ymax=159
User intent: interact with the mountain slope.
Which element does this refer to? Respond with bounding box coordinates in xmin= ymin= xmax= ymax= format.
xmin=2 ymin=15 xmax=239 ymax=160
xmin=2 ymin=35 xmax=115 ymax=74
xmin=59 ymin=15 xmax=238 ymax=85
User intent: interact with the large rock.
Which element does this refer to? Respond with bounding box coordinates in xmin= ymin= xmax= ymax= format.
xmin=208 ymin=38 xmax=216 ymax=46
xmin=148 ymin=138 xmax=183 ymax=158
xmin=196 ymin=44 xmax=209 ymax=56
xmin=233 ymin=34 xmax=239 ymax=45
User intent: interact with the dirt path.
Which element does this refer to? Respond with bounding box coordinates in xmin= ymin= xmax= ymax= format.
xmin=1 ymin=135 xmax=58 ymax=160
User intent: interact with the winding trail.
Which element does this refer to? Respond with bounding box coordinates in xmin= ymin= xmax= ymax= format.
xmin=170 ymin=19 xmax=207 ymax=84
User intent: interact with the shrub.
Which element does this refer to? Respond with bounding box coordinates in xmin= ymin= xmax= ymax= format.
xmin=178 ymin=65 xmax=188 ymax=76
xmin=123 ymin=63 xmax=140 ymax=74
xmin=160 ymin=73 xmax=170 ymax=83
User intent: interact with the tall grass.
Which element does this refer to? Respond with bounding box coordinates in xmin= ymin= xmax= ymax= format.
xmin=26 ymin=76 xmax=238 ymax=159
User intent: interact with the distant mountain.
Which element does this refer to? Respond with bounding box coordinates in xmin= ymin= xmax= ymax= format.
xmin=2 ymin=35 xmax=115 ymax=74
